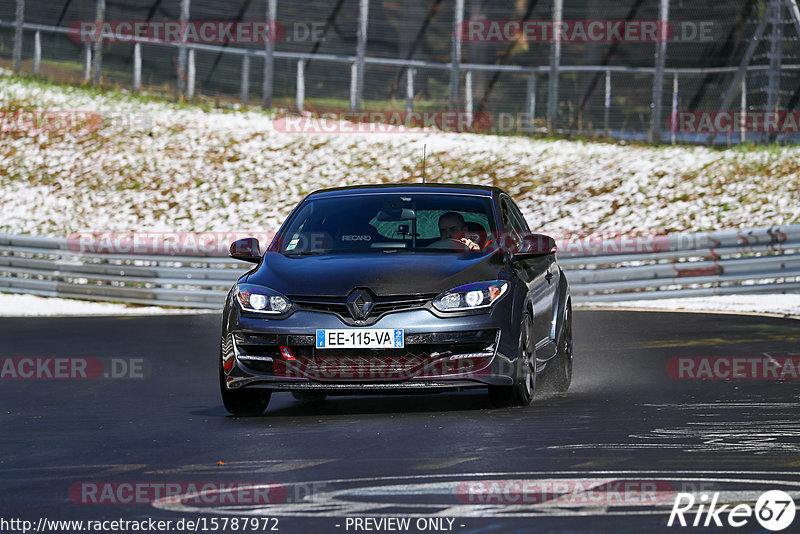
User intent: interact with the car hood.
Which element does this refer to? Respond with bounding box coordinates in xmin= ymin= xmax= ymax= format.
xmin=247 ymin=251 xmax=507 ymax=297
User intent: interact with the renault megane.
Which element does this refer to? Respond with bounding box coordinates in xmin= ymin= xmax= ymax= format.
xmin=219 ymin=184 xmax=572 ymax=415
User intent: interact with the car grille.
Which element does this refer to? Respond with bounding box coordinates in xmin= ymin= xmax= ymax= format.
xmin=234 ymin=330 xmax=498 ymax=379
xmin=290 ymin=294 xmax=435 ymax=325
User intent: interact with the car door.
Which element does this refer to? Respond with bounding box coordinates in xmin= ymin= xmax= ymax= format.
xmin=501 ymin=195 xmax=559 ymax=359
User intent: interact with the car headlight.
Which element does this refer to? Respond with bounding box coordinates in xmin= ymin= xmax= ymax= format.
xmin=234 ymin=283 xmax=292 ymax=314
xmin=432 ymin=281 xmax=508 ymax=312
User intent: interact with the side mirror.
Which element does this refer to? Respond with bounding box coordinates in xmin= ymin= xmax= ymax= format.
xmin=229 ymin=237 xmax=262 ymax=263
xmin=512 ymin=233 xmax=557 ymax=260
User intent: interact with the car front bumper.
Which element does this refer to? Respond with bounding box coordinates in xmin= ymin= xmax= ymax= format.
xmin=221 ymin=301 xmax=521 ymax=393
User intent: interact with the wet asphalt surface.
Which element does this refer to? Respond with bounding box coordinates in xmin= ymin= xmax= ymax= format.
xmin=1 ymin=309 xmax=800 ymax=533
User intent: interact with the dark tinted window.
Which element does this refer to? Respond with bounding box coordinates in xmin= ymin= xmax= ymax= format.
xmin=274 ymin=194 xmax=497 ymax=254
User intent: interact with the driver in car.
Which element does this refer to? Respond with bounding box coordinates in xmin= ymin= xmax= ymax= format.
xmin=438 ymin=212 xmax=480 ymax=251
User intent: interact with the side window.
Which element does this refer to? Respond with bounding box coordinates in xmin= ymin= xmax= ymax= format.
xmin=500 ymin=199 xmax=513 ymax=231
xmin=501 ymin=197 xmax=527 ymax=235
xmin=508 ymin=200 xmax=530 ymax=233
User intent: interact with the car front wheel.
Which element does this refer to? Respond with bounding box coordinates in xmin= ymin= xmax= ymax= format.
xmin=219 ymin=350 xmax=271 ymax=416
xmin=489 ymin=309 xmax=535 ymax=407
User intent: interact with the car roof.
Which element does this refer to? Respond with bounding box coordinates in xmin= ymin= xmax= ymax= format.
xmin=307 ymin=183 xmax=504 ymax=199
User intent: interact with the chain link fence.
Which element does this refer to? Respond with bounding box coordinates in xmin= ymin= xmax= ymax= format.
xmin=2 ymin=0 xmax=800 ymax=144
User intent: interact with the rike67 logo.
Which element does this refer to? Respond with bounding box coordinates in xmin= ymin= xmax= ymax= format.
xmin=668 ymin=490 xmax=796 ymax=531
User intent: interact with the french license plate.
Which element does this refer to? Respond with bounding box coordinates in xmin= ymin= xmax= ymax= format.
xmin=316 ymin=329 xmax=404 ymax=349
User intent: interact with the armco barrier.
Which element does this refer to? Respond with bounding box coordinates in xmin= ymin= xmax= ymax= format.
xmin=1 ymin=225 xmax=799 ymax=309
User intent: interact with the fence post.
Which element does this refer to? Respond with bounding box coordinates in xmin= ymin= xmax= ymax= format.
xmin=177 ymin=0 xmax=190 ymax=98
xmin=766 ymin=0 xmax=783 ymax=116
xmin=464 ymin=70 xmax=473 ymax=130
xmin=547 ymin=0 xmax=563 ymax=133
xmin=297 ymin=59 xmax=306 ymax=112
xmin=92 ymin=0 xmax=105 ymax=85
xmin=263 ymin=0 xmax=277 ymax=109
xmin=604 ymin=69 xmax=611 ymax=137
xmin=405 ymin=68 xmax=415 ymax=112
xmin=13 ymin=0 xmax=24 ymax=74
xmin=449 ymin=0 xmax=464 ymax=110
xmin=349 ymin=62 xmax=358 ymax=110
xmin=649 ymin=0 xmax=669 ymax=143
xmin=33 ymin=30 xmax=41 ymax=75
xmin=670 ymin=71 xmax=678 ymax=144
xmin=241 ymin=53 xmax=251 ymax=107
xmin=187 ymin=49 xmax=196 ymax=100
xmin=133 ymin=43 xmax=141 ymax=93
xmin=83 ymin=43 xmax=92 ymax=82
xmin=740 ymin=75 xmax=747 ymax=144
xmin=352 ymin=0 xmax=369 ymax=111
xmin=526 ymin=74 xmax=537 ymax=133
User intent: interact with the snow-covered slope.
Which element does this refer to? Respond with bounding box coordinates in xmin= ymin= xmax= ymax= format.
xmin=2 ymin=74 xmax=799 ymax=238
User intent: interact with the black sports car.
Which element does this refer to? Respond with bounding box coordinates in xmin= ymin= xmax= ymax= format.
xmin=220 ymin=184 xmax=572 ymax=415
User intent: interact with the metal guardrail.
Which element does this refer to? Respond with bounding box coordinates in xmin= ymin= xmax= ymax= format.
xmin=0 ymin=233 xmax=245 ymax=308
xmin=1 ymin=225 xmax=799 ymax=309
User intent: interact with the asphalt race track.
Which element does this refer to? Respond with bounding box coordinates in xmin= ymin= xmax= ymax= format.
xmin=2 ymin=310 xmax=800 ymax=534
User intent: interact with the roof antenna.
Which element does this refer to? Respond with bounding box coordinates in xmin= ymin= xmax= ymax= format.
xmin=422 ymin=144 xmax=427 ymax=184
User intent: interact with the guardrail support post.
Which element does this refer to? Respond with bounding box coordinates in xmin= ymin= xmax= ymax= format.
xmin=649 ymin=0 xmax=669 ymax=143
xmin=297 ymin=59 xmax=306 ymax=112
xmin=133 ymin=43 xmax=141 ymax=93
xmin=33 ymin=30 xmax=41 ymax=75
xmin=13 ymin=0 xmax=24 ymax=74
xmin=449 ymin=0 xmax=464 ymax=111
xmin=547 ymin=0 xmax=563 ymax=133
xmin=262 ymin=0 xmax=277 ymax=109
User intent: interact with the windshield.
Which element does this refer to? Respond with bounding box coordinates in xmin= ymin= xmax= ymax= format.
xmin=273 ymin=193 xmax=498 ymax=254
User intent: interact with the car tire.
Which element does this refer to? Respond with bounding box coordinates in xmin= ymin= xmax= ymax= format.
xmin=291 ymin=391 xmax=327 ymax=403
xmin=219 ymin=353 xmax=271 ymax=416
xmin=489 ymin=309 xmax=535 ymax=407
xmin=541 ymin=301 xmax=573 ymax=394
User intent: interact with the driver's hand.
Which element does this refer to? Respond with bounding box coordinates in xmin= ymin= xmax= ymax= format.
xmin=460 ymin=238 xmax=480 ymax=251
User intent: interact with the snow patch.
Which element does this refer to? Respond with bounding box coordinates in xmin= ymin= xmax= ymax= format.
xmin=579 ymin=294 xmax=800 ymax=318
xmin=0 ymin=292 xmax=213 ymax=317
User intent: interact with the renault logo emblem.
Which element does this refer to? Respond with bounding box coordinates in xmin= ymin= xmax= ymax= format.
xmin=346 ymin=289 xmax=375 ymax=320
